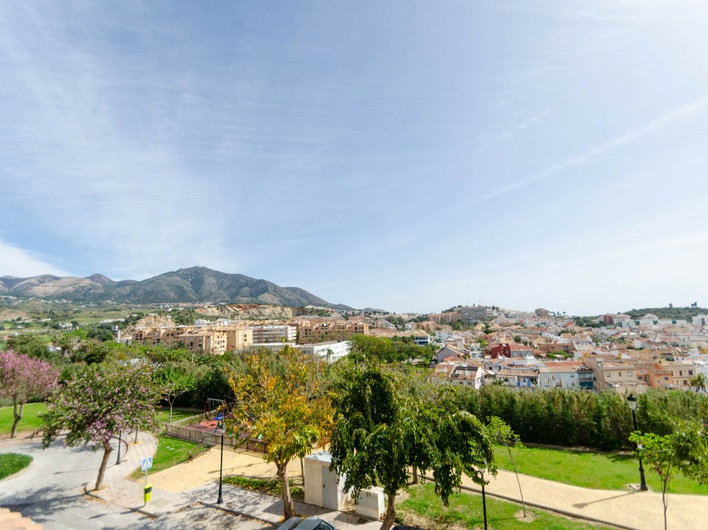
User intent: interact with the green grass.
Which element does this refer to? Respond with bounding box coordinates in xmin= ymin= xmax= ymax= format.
xmin=495 ymin=445 xmax=708 ymax=495
xmin=0 ymin=453 xmax=33 ymax=480
xmin=131 ymin=435 xmax=208 ymax=478
xmin=398 ymin=482 xmax=614 ymax=530
xmin=222 ymin=475 xmax=304 ymax=500
xmin=0 ymin=403 xmax=47 ymax=436
xmin=157 ymin=408 xmax=201 ymax=424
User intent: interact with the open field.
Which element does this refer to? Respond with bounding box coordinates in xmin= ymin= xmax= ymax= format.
xmin=495 ymin=444 xmax=708 ymax=495
xmin=0 ymin=402 xmax=47 ymax=436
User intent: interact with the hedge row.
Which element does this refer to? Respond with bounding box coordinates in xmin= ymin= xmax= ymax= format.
xmin=452 ymin=386 xmax=708 ymax=451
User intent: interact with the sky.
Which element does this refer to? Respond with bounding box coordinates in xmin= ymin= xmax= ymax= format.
xmin=2 ymin=0 xmax=708 ymax=316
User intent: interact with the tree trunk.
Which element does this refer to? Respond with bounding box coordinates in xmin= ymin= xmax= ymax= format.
xmin=11 ymin=401 xmax=23 ymax=439
xmin=94 ymin=441 xmax=113 ymax=491
xmin=381 ymin=489 xmax=397 ymax=530
xmin=278 ymin=461 xmax=295 ymax=520
xmin=411 ymin=467 xmax=418 ymax=484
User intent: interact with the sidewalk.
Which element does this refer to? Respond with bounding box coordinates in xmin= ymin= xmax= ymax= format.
xmin=460 ymin=468 xmax=708 ymax=530
xmin=92 ymin=433 xmax=380 ymax=529
xmin=92 ymin=433 xmax=708 ymax=530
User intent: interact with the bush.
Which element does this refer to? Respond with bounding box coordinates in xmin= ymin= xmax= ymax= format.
xmin=451 ymin=386 xmax=707 ymax=450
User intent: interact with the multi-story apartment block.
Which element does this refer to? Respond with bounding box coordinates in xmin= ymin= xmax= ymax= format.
xmin=132 ymin=324 xmax=253 ymax=354
xmin=584 ymin=358 xmax=641 ymax=392
xmin=296 ymin=320 xmax=368 ymax=344
xmin=660 ymin=360 xmax=697 ymax=389
xmin=251 ymin=325 xmax=297 ymax=344
xmin=429 ymin=311 xmax=461 ymax=324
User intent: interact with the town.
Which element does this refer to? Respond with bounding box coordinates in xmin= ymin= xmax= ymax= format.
xmin=123 ymin=304 xmax=708 ymax=394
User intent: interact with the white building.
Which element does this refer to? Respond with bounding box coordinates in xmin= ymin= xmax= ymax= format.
xmin=298 ymin=341 xmax=351 ymax=363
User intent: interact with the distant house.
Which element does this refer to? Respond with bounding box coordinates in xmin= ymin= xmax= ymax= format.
xmin=489 ymin=342 xmax=533 ymax=359
xmin=538 ymin=362 xmax=593 ymax=390
xmin=431 ymin=359 xmax=493 ymax=389
xmin=434 ymin=344 xmax=465 ymax=364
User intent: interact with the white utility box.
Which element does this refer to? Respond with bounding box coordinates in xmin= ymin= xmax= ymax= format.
xmin=303 ymin=451 xmax=348 ymax=510
xmin=356 ymin=487 xmax=385 ymax=519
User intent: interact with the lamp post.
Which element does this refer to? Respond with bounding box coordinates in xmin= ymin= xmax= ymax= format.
xmin=627 ymin=394 xmax=648 ymax=491
xmin=216 ymin=411 xmax=225 ymax=504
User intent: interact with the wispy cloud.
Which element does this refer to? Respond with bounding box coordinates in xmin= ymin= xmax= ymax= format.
xmin=478 ymin=95 xmax=708 ymax=202
xmin=0 ymin=240 xmax=69 ymax=278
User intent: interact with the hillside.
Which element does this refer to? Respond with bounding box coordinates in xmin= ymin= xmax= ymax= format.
xmin=0 ymin=267 xmax=347 ymax=309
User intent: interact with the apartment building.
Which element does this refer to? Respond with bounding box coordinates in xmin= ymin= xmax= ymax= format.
xmin=132 ymin=324 xmax=253 ymax=354
xmin=660 ymin=360 xmax=697 ymax=389
xmin=296 ymin=320 xmax=368 ymax=344
xmin=251 ymin=325 xmax=297 ymax=344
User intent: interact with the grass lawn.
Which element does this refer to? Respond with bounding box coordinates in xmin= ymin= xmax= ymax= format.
xmin=0 ymin=453 xmax=33 ymax=480
xmin=131 ymin=435 xmax=208 ymax=478
xmin=0 ymin=402 xmax=47 ymax=436
xmin=157 ymin=407 xmax=202 ymax=424
xmin=494 ymin=445 xmax=708 ymax=495
xmin=222 ymin=475 xmax=304 ymax=500
xmin=398 ymin=482 xmax=613 ymax=530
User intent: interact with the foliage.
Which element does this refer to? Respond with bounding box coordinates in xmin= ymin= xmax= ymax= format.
xmin=0 ymin=453 xmax=33 ymax=480
xmin=452 ymin=386 xmax=708 ymax=451
xmin=349 ymin=334 xmax=437 ymax=363
xmin=155 ymin=361 xmax=197 ymax=423
xmin=227 ymin=345 xmax=333 ymax=520
xmin=329 ymin=362 xmax=495 ymax=530
xmin=5 ymin=335 xmax=56 ymax=361
xmin=222 ymin=475 xmax=304 ymax=499
xmin=631 ymin=420 xmax=708 ymax=530
xmin=42 ymin=362 xmax=161 ymax=490
xmin=0 ymin=350 xmax=59 ymax=437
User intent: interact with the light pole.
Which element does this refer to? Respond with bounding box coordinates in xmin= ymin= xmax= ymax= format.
xmin=216 ymin=411 xmax=225 ymax=504
xmin=627 ymin=394 xmax=647 ymax=491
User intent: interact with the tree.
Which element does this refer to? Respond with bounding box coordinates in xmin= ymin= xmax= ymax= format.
xmin=630 ymin=420 xmax=708 ymax=530
xmin=156 ymin=361 xmax=196 ymax=423
xmin=690 ymin=373 xmax=707 ymax=393
xmin=227 ymin=346 xmax=333 ymax=520
xmin=329 ymin=363 xmax=495 ymax=530
xmin=42 ymin=362 xmax=160 ymax=491
xmin=0 ymin=350 xmax=59 ymax=438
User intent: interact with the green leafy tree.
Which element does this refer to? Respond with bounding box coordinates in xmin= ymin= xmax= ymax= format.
xmin=630 ymin=421 xmax=708 ymax=530
xmin=156 ymin=361 xmax=196 ymax=423
xmin=330 ymin=363 xmax=495 ymax=530
xmin=227 ymin=346 xmax=333 ymax=520
xmin=42 ymin=363 xmax=160 ymax=491
xmin=0 ymin=350 xmax=60 ymax=437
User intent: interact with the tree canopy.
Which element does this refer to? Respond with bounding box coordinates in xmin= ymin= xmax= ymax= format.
xmin=329 ymin=362 xmax=495 ymax=530
xmin=0 ymin=350 xmax=59 ymax=437
xmin=42 ymin=362 xmax=160 ymax=490
xmin=227 ymin=345 xmax=333 ymax=519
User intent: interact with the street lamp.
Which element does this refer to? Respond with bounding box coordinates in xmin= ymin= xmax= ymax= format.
xmin=627 ymin=394 xmax=648 ymax=491
xmin=216 ymin=411 xmax=225 ymax=504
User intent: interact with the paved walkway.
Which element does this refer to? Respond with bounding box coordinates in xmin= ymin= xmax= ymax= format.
xmin=6 ymin=430 xmax=708 ymax=529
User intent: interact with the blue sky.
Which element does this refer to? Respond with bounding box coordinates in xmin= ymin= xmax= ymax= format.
xmin=2 ymin=1 xmax=708 ymax=316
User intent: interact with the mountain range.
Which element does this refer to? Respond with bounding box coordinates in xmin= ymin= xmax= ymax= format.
xmin=0 ymin=267 xmax=347 ymax=308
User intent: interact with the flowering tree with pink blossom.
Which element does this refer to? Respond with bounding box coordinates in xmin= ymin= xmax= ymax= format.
xmin=0 ymin=350 xmax=59 ymax=438
xmin=42 ymin=362 xmax=160 ymax=491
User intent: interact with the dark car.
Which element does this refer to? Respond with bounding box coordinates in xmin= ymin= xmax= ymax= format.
xmin=278 ymin=516 xmax=336 ymax=530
